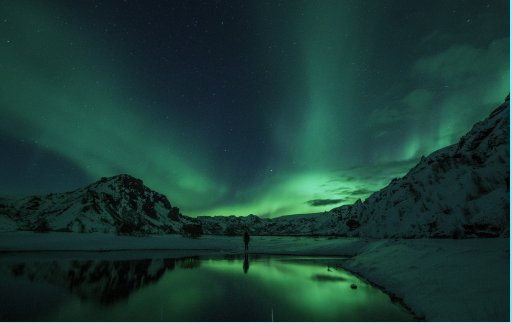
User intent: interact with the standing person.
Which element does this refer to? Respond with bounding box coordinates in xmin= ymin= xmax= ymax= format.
xmin=243 ymin=231 xmax=250 ymax=251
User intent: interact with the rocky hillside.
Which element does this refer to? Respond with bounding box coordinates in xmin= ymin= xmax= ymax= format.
xmin=0 ymin=174 xmax=198 ymax=235
xmin=328 ymin=94 xmax=510 ymax=238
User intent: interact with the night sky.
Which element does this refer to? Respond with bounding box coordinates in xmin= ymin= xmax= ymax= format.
xmin=0 ymin=0 xmax=509 ymax=218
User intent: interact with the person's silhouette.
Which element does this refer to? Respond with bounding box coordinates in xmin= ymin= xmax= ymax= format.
xmin=243 ymin=231 xmax=250 ymax=251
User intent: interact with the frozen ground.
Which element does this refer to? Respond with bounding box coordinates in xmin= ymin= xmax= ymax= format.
xmin=0 ymin=232 xmax=509 ymax=321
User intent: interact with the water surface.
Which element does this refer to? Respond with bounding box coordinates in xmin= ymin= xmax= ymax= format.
xmin=0 ymin=252 xmax=414 ymax=321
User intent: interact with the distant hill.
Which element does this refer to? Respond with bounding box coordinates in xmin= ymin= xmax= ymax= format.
xmin=273 ymin=213 xmax=323 ymax=221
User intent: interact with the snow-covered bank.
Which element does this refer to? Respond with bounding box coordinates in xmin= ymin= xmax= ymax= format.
xmin=0 ymin=232 xmax=366 ymax=255
xmin=340 ymin=237 xmax=510 ymax=321
xmin=0 ymin=232 xmax=508 ymax=321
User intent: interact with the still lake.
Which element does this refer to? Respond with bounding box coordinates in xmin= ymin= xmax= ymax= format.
xmin=0 ymin=252 xmax=415 ymax=321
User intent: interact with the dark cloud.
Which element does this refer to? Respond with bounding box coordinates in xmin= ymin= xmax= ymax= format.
xmin=412 ymin=38 xmax=509 ymax=83
xmin=325 ymin=188 xmax=351 ymax=195
xmin=350 ymin=189 xmax=375 ymax=196
xmin=306 ymin=199 xmax=343 ymax=207
xmin=368 ymin=89 xmax=432 ymax=125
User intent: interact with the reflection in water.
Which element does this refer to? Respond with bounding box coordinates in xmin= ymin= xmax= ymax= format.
xmin=177 ymin=256 xmax=201 ymax=270
xmin=243 ymin=253 xmax=249 ymax=274
xmin=2 ymin=258 xmax=177 ymax=305
xmin=0 ymin=253 xmax=415 ymax=321
xmin=311 ymin=274 xmax=347 ymax=282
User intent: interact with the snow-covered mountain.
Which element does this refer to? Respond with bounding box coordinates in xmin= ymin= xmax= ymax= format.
xmin=0 ymin=174 xmax=198 ymax=234
xmin=0 ymin=94 xmax=509 ymax=238
xmin=325 ymin=94 xmax=510 ymax=238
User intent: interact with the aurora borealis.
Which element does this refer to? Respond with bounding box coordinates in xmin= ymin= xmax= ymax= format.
xmin=0 ymin=0 xmax=509 ymax=218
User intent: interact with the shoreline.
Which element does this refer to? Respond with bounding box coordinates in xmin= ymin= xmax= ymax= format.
xmin=0 ymin=232 xmax=509 ymax=321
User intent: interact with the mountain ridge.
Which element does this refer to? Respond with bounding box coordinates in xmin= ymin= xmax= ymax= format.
xmin=0 ymin=174 xmax=197 ymax=235
xmin=327 ymin=94 xmax=510 ymax=238
xmin=0 ymin=94 xmax=509 ymax=238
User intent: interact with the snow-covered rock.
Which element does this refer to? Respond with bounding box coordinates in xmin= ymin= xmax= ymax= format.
xmin=328 ymin=94 xmax=510 ymax=238
xmin=0 ymin=174 xmax=190 ymax=235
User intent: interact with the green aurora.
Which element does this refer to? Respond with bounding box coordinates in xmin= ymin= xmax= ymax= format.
xmin=0 ymin=1 xmax=509 ymax=217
